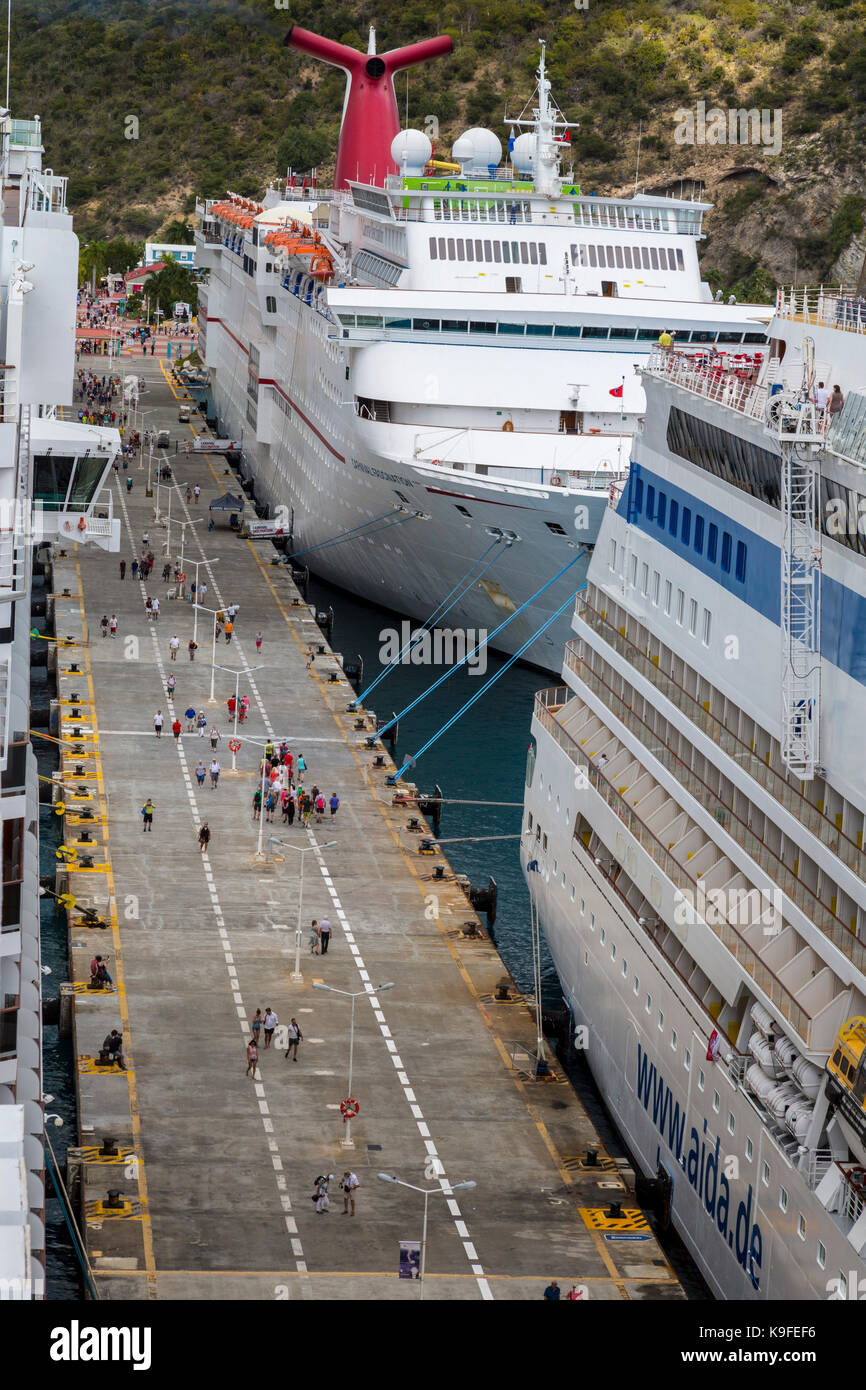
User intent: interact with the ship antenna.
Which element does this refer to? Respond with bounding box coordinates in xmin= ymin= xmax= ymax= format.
xmin=633 ymin=119 xmax=642 ymax=197
xmin=5 ymin=0 xmax=10 ymax=109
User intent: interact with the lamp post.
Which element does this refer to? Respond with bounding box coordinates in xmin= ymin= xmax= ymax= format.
xmin=212 ymin=662 xmax=263 ymax=771
xmin=268 ymin=837 xmax=336 ymax=978
xmin=377 ymin=1174 xmax=476 ymax=1299
xmin=313 ymin=980 xmax=394 ymax=1149
xmin=178 ymin=553 xmax=218 ymax=643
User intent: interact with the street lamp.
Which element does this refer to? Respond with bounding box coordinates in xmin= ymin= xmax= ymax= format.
xmin=195 ymin=604 xmax=222 ymax=703
xmin=178 ymin=553 xmax=218 ymax=644
xmin=313 ymin=980 xmax=395 ymax=1149
xmin=212 ymin=662 xmax=263 ymax=771
xmin=377 ymin=1174 xmax=476 ymax=1299
xmin=268 ymin=836 xmax=336 ymax=978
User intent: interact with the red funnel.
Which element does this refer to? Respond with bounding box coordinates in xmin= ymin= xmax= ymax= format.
xmin=285 ymin=26 xmax=453 ymax=189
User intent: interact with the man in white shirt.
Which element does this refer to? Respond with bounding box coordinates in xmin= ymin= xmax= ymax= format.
xmin=263 ymin=1008 xmax=278 ymax=1048
xmin=319 ymin=917 xmax=332 ymax=955
xmin=153 ymin=710 xmax=164 ymax=738
xmin=341 ymin=1171 xmax=359 ymax=1216
xmin=152 ymin=596 xmax=160 ymax=621
xmin=814 ymin=381 xmax=830 ymax=410
xmin=169 ymin=634 xmax=180 ymax=661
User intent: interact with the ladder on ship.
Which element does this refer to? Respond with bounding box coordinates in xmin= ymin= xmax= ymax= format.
xmin=766 ymin=392 xmax=823 ymax=781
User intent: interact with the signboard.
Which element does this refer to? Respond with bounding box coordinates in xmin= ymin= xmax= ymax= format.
xmin=173 ymin=301 xmax=191 ymax=320
xmin=191 ymin=437 xmax=242 ymax=453
xmin=242 ymin=520 xmax=288 ymax=540
xmin=398 ymin=1241 xmax=421 ymax=1279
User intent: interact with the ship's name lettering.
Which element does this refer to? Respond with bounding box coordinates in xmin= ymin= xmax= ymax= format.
xmin=352 ymin=459 xmax=415 ymax=487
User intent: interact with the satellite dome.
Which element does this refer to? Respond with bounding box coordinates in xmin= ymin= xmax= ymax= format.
xmin=391 ymin=129 xmax=433 ymax=177
xmin=451 ymin=128 xmax=502 ymax=176
xmin=511 ymin=132 xmax=535 ymax=176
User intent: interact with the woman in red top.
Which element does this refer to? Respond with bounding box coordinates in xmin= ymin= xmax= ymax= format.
xmin=227 ymin=695 xmax=237 ymax=720
xmin=172 ymin=719 xmax=182 ymax=743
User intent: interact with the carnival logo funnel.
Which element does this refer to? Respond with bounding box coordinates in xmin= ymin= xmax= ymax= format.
xmin=285 ymin=25 xmax=453 ymax=189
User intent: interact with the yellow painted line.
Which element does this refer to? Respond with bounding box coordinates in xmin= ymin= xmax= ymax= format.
xmin=74 ymin=555 xmax=158 ymax=1299
xmin=212 ymin=476 xmax=642 ymax=1299
xmin=580 ymin=1207 xmax=650 ymax=1233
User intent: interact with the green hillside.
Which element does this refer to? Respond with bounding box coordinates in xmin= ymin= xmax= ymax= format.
xmin=11 ymin=0 xmax=866 ymax=297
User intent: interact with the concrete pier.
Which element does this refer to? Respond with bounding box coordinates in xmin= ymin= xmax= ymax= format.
xmin=50 ymin=356 xmax=685 ymax=1301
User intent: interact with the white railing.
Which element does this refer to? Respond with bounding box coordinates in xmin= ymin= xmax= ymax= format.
xmin=775 ymin=285 xmax=866 ymax=335
xmin=645 ymin=346 xmax=777 ymax=425
xmin=25 ymin=168 xmax=67 ymax=217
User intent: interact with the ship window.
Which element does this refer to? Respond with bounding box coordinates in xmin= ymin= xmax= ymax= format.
xmin=600 ymin=927 xmax=605 ymax=944
xmin=761 ymin=1161 xmax=770 ymax=1186
xmin=493 ymin=242 xmax=502 ymax=262
xmin=609 ymin=539 xmax=616 ymax=570
xmin=610 ymin=942 xmax=616 ymax=959
xmin=337 ymin=314 xmax=355 ymax=326
xmin=689 ymin=599 xmax=698 ymax=635
xmin=614 ymin=245 xmax=623 ymax=268
xmin=539 ymin=244 xmax=547 ymax=264
xmin=664 ymin=580 xmax=672 ymax=614
xmin=542 ymin=834 xmax=548 ymax=852
xmin=437 ymin=237 xmax=446 ymax=257
xmin=721 ymin=531 xmax=732 ymax=572
xmin=527 ymin=324 xmax=553 ymax=336
xmin=553 ymin=859 xmax=558 ymax=874
xmin=628 ymin=554 xmax=637 ymax=587
xmin=712 ymin=1090 xmax=720 ymax=1113
xmin=676 ymin=248 xmax=685 ymax=270
xmin=588 ymin=245 xmax=597 ymax=267
xmin=33 ymin=454 xmax=76 ymax=508
xmin=413 ymin=318 xmax=440 ymax=332
xmin=671 ymin=1029 xmax=677 ymax=1050
xmin=694 ymin=515 xmax=704 ymax=554
xmin=546 ymin=522 xmax=568 ymax=535
xmin=562 ymin=872 xmax=566 ymax=887
xmin=529 ymin=243 xmax=538 ymax=264
xmin=498 ymin=321 xmax=524 ymax=333
xmin=607 ymin=247 xmax=616 ymax=267
xmin=668 ymin=499 xmax=679 ymax=535
xmin=656 ymin=492 xmax=666 ymax=527
xmin=634 ymin=977 xmax=639 ymax=994
xmin=658 ymin=1011 xmax=664 ymax=1031
xmin=581 ymin=326 xmax=609 ymax=338
xmin=702 ymin=608 xmax=711 ymax=645
xmin=743 ymin=332 xmax=767 ymax=344
xmin=649 ymin=247 xmax=659 ymax=270
xmin=641 ymin=562 xmax=649 ymax=595
xmin=357 ymin=314 xmax=383 ymax=327
xmin=646 ymin=484 xmax=655 ymax=518
xmin=455 ymin=504 xmax=471 ymax=516
xmin=447 ymin=238 xmax=455 ymax=257
xmin=832 ymin=1047 xmax=842 ymax=1067
xmin=684 ymin=1049 xmax=691 ymax=1069
xmin=727 ymin=1113 xmax=735 ymax=1134
xmin=798 ymin=1214 xmax=806 ymax=1241
xmin=622 ymin=959 xmax=627 ymax=977
xmin=470 ymin=321 xmax=497 ymax=335
xmin=527 ymin=812 xmax=533 ymax=829
xmin=745 ymin=1137 xmax=753 ymax=1160
xmin=475 ymin=239 xmax=484 ymax=259
xmin=641 ymin=248 xmax=651 ymax=269
xmin=707 ymin=523 xmax=718 ymax=563
xmin=735 ymin=541 xmax=747 ymax=582
xmin=456 ymin=239 xmax=465 ymax=261
xmin=652 ymin=571 xmax=660 ymax=604
xmin=465 ymin=240 xmax=474 ymax=261
xmin=698 ymin=1069 xmax=705 ymax=1091
xmin=266 ymin=296 xmax=277 ymax=313
xmin=429 ymin=237 xmax=438 ymax=259
xmin=645 ymin=995 xmax=651 ymax=1013
xmin=518 ymin=242 xmax=528 ymax=263
xmin=717 ymin=331 xmax=743 ymax=344
xmin=609 ymin=327 xmax=636 ymax=340
xmin=484 ymin=239 xmax=492 ymax=260
xmin=554 ymin=324 xmax=582 ymax=337
xmin=570 ymin=885 xmax=575 ymax=901
xmin=590 ymin=913 xmax=595 ymax=930
xmin=511 ymin=242 xmax=520 ymax=263
xmin=840 ymin=1056 xmax=851 ymax=1077
xmin=535 ymin=824 xmax=541 ymax=841
xmin=502 ymin=242 xmax=511 ymax=263
xmin=817 ymin=1242 xmax=826 ymax=1269
xmin=676 ymin=589 xmax=685 ymax=625
xmin=681 ymin=506 xmax=691 ymax=544
xmin=634 ymin=478 xmax=644 ymax=512
xmin=442 ymin=320 xmax=467 ymax=333
xmin=779 ymin=1187 xmax=788 ymax=1212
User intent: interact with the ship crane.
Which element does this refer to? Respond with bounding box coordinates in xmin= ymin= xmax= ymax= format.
xmin=765 ymin=391 xmax=823 ymax=781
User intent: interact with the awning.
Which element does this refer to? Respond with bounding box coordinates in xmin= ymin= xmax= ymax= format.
xmin=208 ymin=493 xmax=245 ymax=511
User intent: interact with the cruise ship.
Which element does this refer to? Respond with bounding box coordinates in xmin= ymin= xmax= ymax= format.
xmin=194 ymin=28 xmax=772 ymax=670
xmin=0 ymin=112 xmax=120 ymax=1299
xmin=522 ymin=281 xmax=866 ymax=1298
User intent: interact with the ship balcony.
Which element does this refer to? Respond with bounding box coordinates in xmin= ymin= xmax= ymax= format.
xmin=571 ymin=595 xmax=866 ymax=884
xmin=534 ymin=687 xmax=850 ymax=1051
xmin=776 ymin=285 xmax=866 ymax=337
xmin=565 ymin=640 xmax=866 ymax=984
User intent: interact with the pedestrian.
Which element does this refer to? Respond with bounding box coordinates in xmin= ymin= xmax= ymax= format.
xmin=209 ymin=726 xmax=221 ymax=751
xmin=281 ymin=788 xmax=292 ymax=822
xmin=227 ymin=604 xmax=237 ymax=623
xmin=252 ymin=787 xmax=262 ymax=821
xmin=145 ymin=597 xmax=153 ymax=620
xmin=319 ymin=916 xmax=331 ymax=955
xmin=119 ymin=560 xmax=126 ymax=579
xmin=239 ymin=696 xmax=249 ymax=723
xmin=172 ymin=718 xmax=181 ymax=744
xmin=153 ymin=710 xmax=164 ymax=738
xmin=109 ymin=615 xmax=118 ymax=638
xmin=100 ymin=614 xmax=109 ymax=638
xmin=142 ymin=531 xmax=149 ymax=548
xmin=126 ymin=476 xmax=133 ymax=492
xmin=315 ymin=792 xmax=325 ymax=824
xmin=296 ymin=754 xmax=306 ymax=783
xmin=185 ymin=485 xmax=192 ymax=503
xmin=251 ymin=1008 xmax=263 ymax=1046
xmin=265 ymin=789 xmax=276 ymax=823
xmin=286 ymin=790 xmax=296 ymax=826
xmin=341 ymin=1171 xmax=359 ymax=1216
xmin=162 ymin=562 xmax=172 ymax=582
xmin=169 ymin=634 xmax=180 ymax=660
xmin=194 ymin=485 xmax=200 ymax=503
xmin=209 ymin=759 xmax=220 ymax=789
xmin=199 ymin=580 xmax=207 ymax=602
xmin=245 ymin=1037 xmax=258 ymax=1078
xmin=306 ymin=646 xmax=315 ymax=670
xmin=255 ymin=631 xmax=263 ymax=653
xmin=543 ymin=1280 xmax=561 ymax=1301
xmin=227 ymin=695 xmax=236 ymax=721
xmin=329 ymin=792 xmax=340 ymax=820
xmin=263 ymin=1008 xmax=278 ymax=1048
xmin=829 ymin=383 xmax=845 ymax=416
xmin=197 ymin=711 xmax=207 ymax=736
xmin=314 ymin=1174 xmax=332 ymax=1213
xmin=131 ymin=558 xmax=139 ymax=579
xmin=565 ymin=1284 xmax=585 ymax=1300
xmin=152 ymin=596 xmax=160 ymax=621
xmin=141 ymin=798 xmax=155 ymax=831
xmin=198 ymin=820 xmax=211 ymax=851
xmin=224 ymin=618 xmax=233 ymax=644
xmin=195 ymin=760 xmax=206 ymax=788
xmin=166 ymin=673 xmax=176 ymax=698
xmin=185 ymin=706 xmax=196 ymax=732
xmin=89 ymin=954 xmax=113 ymax=985
xmin=285 ymin=1017 xmax=302 ymax=1062
xmin=103 ymin=1030 xmax=126 ymax=1070
xmin=188 ymin=639 xmax=197 ymax=660
xmin=309 ymin=918 xmax=320 ymax=954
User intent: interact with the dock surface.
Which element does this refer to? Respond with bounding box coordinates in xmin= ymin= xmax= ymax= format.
xmin=50 ymin=356 xmax=685 ymax=1301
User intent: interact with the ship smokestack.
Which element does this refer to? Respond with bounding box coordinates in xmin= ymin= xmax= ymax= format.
xmin=284 ymin=25 xmax=453 ymax=189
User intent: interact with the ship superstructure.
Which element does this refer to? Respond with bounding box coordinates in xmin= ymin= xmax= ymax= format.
xmin=0 ymin=110 xmax=120 ymax=1300
xmin=195 ymin=33 xmax=771 ymax=670
xmin=523 ymin=281 xmax=866 ymax=1297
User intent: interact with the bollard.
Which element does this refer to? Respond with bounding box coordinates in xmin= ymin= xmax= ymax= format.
xmin=585 ymin=1148 xmax=599 ymax=1167
xmin=99 ymin=1136 xmax=119 ymax=1157
xmin=105 ymin=1189 xmax=125 ymax=1209
xmin=606 ymin=1201 xmax=623 ymax=1219
xmin=494 ymin=979 xmax=511 ymax=1001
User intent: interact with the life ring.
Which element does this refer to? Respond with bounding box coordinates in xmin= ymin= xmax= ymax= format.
xmin=228 ymin=738 xmax=241 ymax=753
xmin=502 ymin=420 xmax=514 ymax=432
xmin=550 ymin=475 xmax=562 ymax=487
xmin=340 ymin=1097 xmax=359 ymax=1120
xmin=77 ymin=517 xmax=87 ymax=532
xmin=431 ymin=458 xmax=441 ymax=466
xmin=178 ymin=572 xmax=186 ymax=583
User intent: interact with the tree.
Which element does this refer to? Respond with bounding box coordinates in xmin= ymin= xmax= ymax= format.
xmin=143 ymin=261 xmax=199 ymax=319
xmin=162 ymin=218 xmax=195 ymax=244
xmin=276 ymin=128 xmax=330 ymax=175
